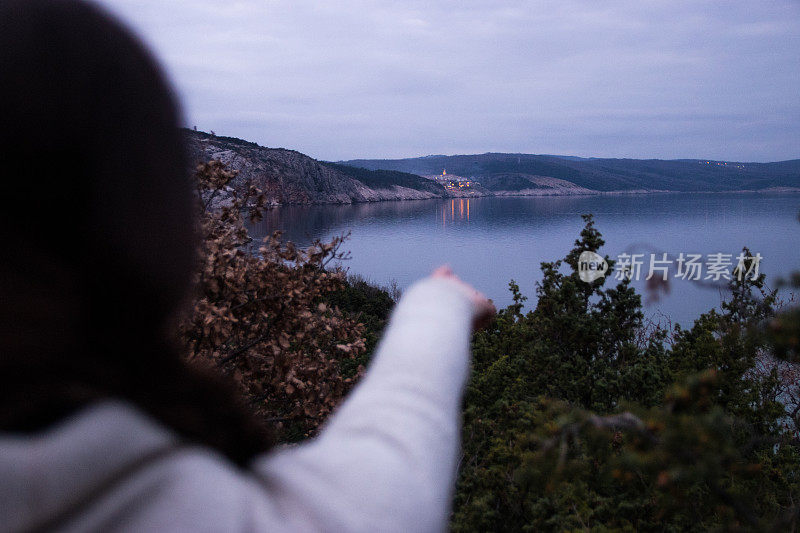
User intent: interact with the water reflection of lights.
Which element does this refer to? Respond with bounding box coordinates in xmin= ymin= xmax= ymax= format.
xmin=441 ymin=198 xmax=472 ymax=226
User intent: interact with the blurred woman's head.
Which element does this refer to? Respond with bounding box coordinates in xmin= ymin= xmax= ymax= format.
xmin=0 ymin=0 xmax=270 ymax=463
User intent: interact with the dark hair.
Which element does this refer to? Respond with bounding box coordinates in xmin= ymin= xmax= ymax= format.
xmin=0 ymin=0 xmax=272 ymax=465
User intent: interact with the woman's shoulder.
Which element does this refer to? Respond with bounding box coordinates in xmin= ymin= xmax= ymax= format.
xmin=0 ymin=400 xmax=279 ymax=532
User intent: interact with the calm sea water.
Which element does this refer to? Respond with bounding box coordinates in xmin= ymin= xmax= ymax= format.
xmin=250 ymin=193 xmax=800 ymax=327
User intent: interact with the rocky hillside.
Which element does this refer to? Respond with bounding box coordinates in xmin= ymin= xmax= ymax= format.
xmin=185 ymin=129 xmax=800 ymax=204
xmin=185 ymin=130 xmax=452 ymax=204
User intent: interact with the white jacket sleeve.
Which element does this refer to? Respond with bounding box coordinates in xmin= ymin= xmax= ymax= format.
xmin=250 ymin=276 xmax=476 ymax=532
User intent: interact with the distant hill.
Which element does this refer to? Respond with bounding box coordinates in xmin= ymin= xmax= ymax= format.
xmin=184 ymin=129 xmax=800 ymax=204
xmin=341 ymin=153 xmax=800 ymax=193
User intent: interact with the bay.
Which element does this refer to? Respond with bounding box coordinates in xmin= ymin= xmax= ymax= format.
xmin=249 ymin=193 xmax=800 ymax=327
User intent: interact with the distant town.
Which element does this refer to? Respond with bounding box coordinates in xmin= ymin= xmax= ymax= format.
xmin=425 ymin=169 xmax=480 ymax=190
xmin=699 ymin=160 xmax=746 ymax=170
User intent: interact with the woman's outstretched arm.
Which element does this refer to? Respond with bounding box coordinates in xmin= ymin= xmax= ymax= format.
xmin=250 ymin=271 xmax=491 ymax=532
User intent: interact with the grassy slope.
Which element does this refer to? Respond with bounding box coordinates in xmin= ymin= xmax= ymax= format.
xmin=323 ymin=162 xmax=445 ymax=193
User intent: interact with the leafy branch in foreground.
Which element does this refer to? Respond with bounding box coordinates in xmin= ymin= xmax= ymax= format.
xmin=180 ymin=160 xmax=366 ymax=440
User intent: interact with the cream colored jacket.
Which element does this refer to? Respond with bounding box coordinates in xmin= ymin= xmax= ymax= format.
xmin=0 ymin=277 xmax=477 ymax=532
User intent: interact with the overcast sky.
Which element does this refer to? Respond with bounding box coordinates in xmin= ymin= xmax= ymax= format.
xmin=98 ymin=0 xmax=799 ymax=162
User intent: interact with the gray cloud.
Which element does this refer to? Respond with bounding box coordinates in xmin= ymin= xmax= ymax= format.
xmin=98 ymin=0 xmax=800 ymax=161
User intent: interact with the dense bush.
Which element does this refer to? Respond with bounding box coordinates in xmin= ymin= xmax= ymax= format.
xmin=453 ymin=215 xmax=800 ymax=531
xmin=322 ymin=273 xmax=398 ymax=378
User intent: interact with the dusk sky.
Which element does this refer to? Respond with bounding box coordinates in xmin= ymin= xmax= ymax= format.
xmin=99 ymin=0 xmax=799 ymax=162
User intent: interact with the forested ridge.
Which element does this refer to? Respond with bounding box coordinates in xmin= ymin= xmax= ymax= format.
xmin=343 ymin=153 xmax=800 ymax=192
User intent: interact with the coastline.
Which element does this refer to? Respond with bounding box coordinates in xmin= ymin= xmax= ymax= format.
xmin=270 ymin=186 xmax=800 ymax=207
